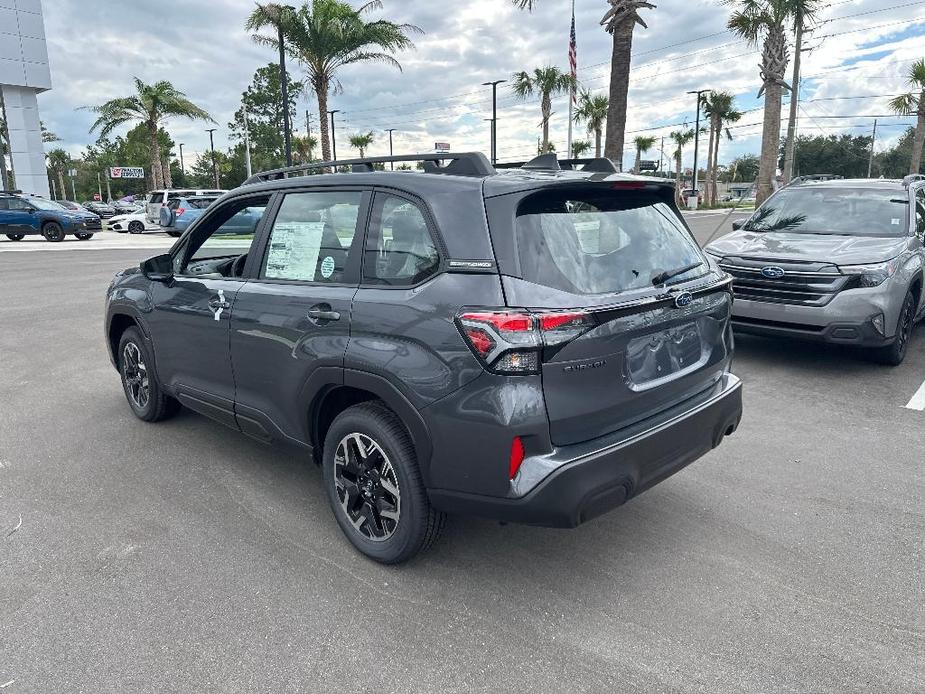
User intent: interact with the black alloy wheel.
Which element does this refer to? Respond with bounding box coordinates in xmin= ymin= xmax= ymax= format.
xmin=42 ymin=222 xmax=65 ymax=242
xmin=333 ymin=432 xmax=402 ymax=542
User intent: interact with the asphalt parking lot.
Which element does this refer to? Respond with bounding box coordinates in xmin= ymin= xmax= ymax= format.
xmin=1 ymin=212 xmax=923 ymax=692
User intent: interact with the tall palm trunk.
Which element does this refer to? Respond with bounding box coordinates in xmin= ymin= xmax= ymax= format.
xmin=910 ymin=89 xmax=925 ymax=175
xmin=604 ymin=23 xmax=634 ymax=167
xmin=57 ymin=170 xmax=66 ymax=200
xmin=711 ymin=119 xmax=722 ymax=206
xmin=148 ymin=121 xmax=163 ymax=189
xmin=633 ymin=147 xmax=641 ymax=174
xmin=756 ymin=26 xmax=788 ymax=205
xmin=704 ymin=121 xmax=716 ymax=206
xmin=316 ymin=77 xmax=331 ymax=163
xmin=594 ymin=128 xmax=602 ymax=158
xmin=540 ymin=92 xmax=552 ymax=152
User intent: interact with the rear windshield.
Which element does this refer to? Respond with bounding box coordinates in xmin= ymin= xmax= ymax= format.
xmin=745 ymin=186 xmax=909 ymax=236
xmin=514 ymin=189 xmax=705 ymax=295
xmin=186 ymin=198 xmax=218 ymax=209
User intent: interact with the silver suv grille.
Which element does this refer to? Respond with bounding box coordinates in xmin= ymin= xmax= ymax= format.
xmin=720 ymin=257 xmax=850 ymax=307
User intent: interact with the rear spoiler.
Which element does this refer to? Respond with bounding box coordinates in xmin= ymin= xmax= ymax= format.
xmin=495 ymin=154 xmax=622 ymax=173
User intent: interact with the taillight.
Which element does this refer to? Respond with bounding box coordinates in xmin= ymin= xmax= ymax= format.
xmin=509 ymin=436 xmax=525 ymax=479
xmin=456 ymin=309 xmax=593 ymax=374
xmin=176 ymin=207 xmax=186 ymax=217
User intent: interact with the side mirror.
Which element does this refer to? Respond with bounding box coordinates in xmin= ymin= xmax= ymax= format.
xmin=140 ymin=253 xmax=174 ymax=282
xmin=731 ymin=220 xmax=744 ymax=231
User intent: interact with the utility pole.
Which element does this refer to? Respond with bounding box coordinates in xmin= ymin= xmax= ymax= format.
xmin=782 ymin=22 xmax=806 ymax=183
xmin=178 ymin=143 xmax=185 ymax=176
xmin=867 ymin=119 xmax=878 ymax=178
xmin=327 ymin=110 xmax=340 ymax=161
xmin=243 ymin=106 xmax=253 ymax=179
xmin=385 ymin=128 xmax=397 ymax=169
xmin=278 ymin=7 xmax=294 ymax=167
xmin=206 ymin=128 xmax=218 ymax=188
xmin=687 ymin=89 xmax=711 ymax=209
xmin=481 ymin=80 xmax=506 ymax=164
xmin=96 ymin=171 xmax=102 ymax=200
xmin=69 ymin=169 xmax=77 ymax=200
xmin=659 ymin=135 xmax=664 ymax=173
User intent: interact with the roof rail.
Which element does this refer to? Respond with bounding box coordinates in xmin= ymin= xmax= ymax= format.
xmin=0 ymin=189 xmax=23 ymax=195
xmin=244 ymin=152 xmax=494 ymax=185
xmin=495 ymin=155 xmax=621 ymax=173
xmin=788 ymin=174 xmax=844 ymax=186
xmin=903 ymin=173 xmax=925 ymax=187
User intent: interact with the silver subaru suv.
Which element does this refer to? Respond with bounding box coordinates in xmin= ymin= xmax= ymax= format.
xmin=705 ymin=176 xmax=925 ymax=365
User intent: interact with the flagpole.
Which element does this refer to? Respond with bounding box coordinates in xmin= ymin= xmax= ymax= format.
xmin=567 ymin=0 xmax=575 ymax=159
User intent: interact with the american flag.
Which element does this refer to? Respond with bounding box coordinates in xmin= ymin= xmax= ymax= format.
xmin=568 ymin=10 xmax=577 ymax=104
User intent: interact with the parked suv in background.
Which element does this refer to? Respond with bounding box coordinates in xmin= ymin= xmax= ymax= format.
xmin=146 ymin=188 xmax=225 ymax=225
xmin=158 ymin=195 xmax=262 ymax=237
xmin=105 ymin=152 xmax=742 ymax=563
xmin=81 ymin=200 xmax=117 ymax=218
xmin=1 ymin=192 xmax=100 ymax=241
xmin=706 ymin=176 xmax=925 ymax=364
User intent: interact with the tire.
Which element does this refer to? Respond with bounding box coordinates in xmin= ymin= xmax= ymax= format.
xmin=128 ymin=221 xmax=144 ymax=234
xmin=42 ymin=222 xmax=65 ymax=242
xmin=5 ymin=234 xmax=24 ymax=241
xmin=117 ymin=326 xmax=180 ymax=422
xmin=75 ymin=232 xmax=93 ymax=241
xmin=166 ymin=231 xmax=182 ymax=238
xmin=871 ymin=290 xmax=916 ymax=366
xmin=322 ymin=402 xmax=445 ymax=564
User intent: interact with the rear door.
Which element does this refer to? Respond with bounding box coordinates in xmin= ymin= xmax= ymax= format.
xmin=486 ymin=183 xmax=734 ymax=446
xmin=229 ymin=188 xmax=370 ymax=443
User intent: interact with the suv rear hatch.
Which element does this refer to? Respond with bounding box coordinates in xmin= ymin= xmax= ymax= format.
xmin=484 ymin=181 xmax=733 ymax=446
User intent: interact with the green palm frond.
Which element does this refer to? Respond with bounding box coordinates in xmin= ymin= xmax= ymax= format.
xmin=573 ymin=90 xmax=609 ymax=133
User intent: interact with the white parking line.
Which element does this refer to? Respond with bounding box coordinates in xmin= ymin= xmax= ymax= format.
xmin=904 ymin=380 xmax=925 ymax=410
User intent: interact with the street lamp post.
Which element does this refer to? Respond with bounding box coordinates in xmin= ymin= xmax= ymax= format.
xmin=687 ymin=89 xmax=711 ymax=209
xmin=328 ymin=110 xmax=340 ymax=161
xmin=178 ymin=143 xmax=185 ymax=177
xmin=385 ymin=128 xmax=397 ymax=169
xmin=482 ymin=80 xmax=506 ymax=164
xmin=206 ymin=128 xmax=218 ymax=188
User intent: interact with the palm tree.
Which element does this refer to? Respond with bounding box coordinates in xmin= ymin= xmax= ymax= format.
xmin=670 ymin=129 xmax=694 ymax=206
xmin=632 ymin=135 xmax=656 ymax=174
xmin=45 ymin=148 xmax=70 ymax=199
xmin=293 ymin=134 xmax=319 ymax=163
xmin=84 ymin=79 xmax=212 ymax=190
xmin=349 ymin=131 xmax=374 ymax=158
xmin=512 ymin=66 xmax=578 ymax=154
xmin=512 ymin=1 xmax=654 ymax=168
xmin=702 ymin=91 xmax=742 ymax=205
xmin=889 ymin=58 xmax=925 ymax=175
xmin=248 ymin=0 xmax=421 ymax=164
xmin=726 ymin=0 xmax=824 ymax=204
xmin=571 ymin=140 xmax=592 ymax=157
xmin=574 ymin=90 xmax=609 ymax=157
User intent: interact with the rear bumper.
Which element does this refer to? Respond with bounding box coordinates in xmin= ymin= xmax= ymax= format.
xmin=428 ymin=373 xmax=743 ymax=527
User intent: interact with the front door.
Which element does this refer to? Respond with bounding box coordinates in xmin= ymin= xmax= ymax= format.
xmin=1 ymin=197 xmax=38 ymax=235
xmin=230 ymin=189 xmax=369 ymax=444
xmin=148 ymin=194 xmax=270 ymax=426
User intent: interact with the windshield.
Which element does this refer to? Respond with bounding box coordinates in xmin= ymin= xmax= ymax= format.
xmin=745 ymin=187 xmax=909 ymax=236
xmin=515 ymin=188 xmax=706 ymax=296
xmin=29 ymin=198 xmax=67 ymax=211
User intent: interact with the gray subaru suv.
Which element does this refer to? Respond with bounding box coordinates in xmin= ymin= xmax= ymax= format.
xmin=105 ymin=152 xmax=742 ymax=563
xmin=706 ymin=176 xmax=925 ymax=364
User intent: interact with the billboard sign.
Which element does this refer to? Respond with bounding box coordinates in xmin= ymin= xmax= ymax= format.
xmin=434 ymin=142 xmax=450 ymax=153
xmin=638 ymin=160 xmax=658 ymax=171
xmin=109 ymin=167 xmax=145 ymax=179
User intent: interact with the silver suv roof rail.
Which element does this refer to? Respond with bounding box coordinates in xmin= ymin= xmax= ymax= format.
xmin=495 ymin=154 xmax=622 ymax=173
xmin=244 ymin=152 xmax=495 ymax=185
xmin=788 ymin=174 xmax=844 ymax=186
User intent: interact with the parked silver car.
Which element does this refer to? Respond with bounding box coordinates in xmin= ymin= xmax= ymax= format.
xmin=705 ymin=176 xmax=925 ymax=365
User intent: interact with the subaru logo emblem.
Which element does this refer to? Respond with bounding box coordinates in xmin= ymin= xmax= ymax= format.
xmin=674 ymin=292 xmax=694 ymax=308
xmin=761 ymin=266 xmax=785 ymax=278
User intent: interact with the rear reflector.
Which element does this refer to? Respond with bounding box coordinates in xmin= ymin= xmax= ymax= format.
xmin=509 ymin=437 xmax=525 ymax=479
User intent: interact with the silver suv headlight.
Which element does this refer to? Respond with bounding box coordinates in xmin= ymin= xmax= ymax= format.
xmin=839 ymin=259 xmax=898 ymax=287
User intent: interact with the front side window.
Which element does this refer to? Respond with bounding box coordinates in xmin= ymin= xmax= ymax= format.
xmin=261 ymin=191 xmax=363 ymax=283
xmin=745 ymin=186 xmax=909 ymax=237
xmin=915 ymin=189 xmax=925 ymax=238
xmin=363 ymin=194 xmax=440 ymax=286
xmin=514 ymin=188 xmax=705 ymax=296
xmin=177 ymin=195 xmax=269 ymax=275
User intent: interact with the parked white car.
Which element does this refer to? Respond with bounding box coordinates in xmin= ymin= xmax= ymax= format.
xmin=108 ymin=209 xmax=158 ymax=234
xmin=146 ymin=189 xmax=225 ymax=224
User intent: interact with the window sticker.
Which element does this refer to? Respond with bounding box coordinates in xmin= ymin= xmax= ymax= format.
xmin=891 ymin=218 xmax=901 ymax=225
xmin=320 ymin=256 xmax=335 ymax=279
xmin=265 ymin=222 xmax=325 ymax=280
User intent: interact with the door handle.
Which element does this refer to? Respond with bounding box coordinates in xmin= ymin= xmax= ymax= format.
xmin=208 ymin=298 xmax=232 ymax=310
xmin=307 ymin=306 xmax=341 ymax=323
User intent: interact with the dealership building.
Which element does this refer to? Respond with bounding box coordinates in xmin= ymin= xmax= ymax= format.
xmin=1 ymin=0 xmax=51 ymax=197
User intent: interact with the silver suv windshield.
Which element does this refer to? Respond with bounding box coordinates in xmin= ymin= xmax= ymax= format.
xmin=745 ymin=186 xmax=909 ymax=237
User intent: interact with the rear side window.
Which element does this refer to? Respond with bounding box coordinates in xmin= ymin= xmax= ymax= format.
xmin=262 ymin=191 xmax=363 ymax=283
xmin=363 ymin=194 xmax=440 ymax=286
xmin=187 ymin=198 xmax=218 ymax=209
xmin=514 ymin=188 xmax=704 ymax=295
xmin=149 ymin=193 xmax=164 ymax=204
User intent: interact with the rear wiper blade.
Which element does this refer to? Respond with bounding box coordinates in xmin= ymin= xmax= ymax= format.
xmin=651 ymin=261 xmax=704 ymax=286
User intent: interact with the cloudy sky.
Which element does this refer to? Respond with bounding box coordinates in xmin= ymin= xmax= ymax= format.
xmin=37 ymin=0 xmax=925 ymax=171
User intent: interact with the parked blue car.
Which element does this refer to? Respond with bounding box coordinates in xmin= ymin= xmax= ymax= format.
xmin=159 ymin=195 xmax=262 ymax=237
xmin=0 ymin=192 xmax=101 ymax=242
